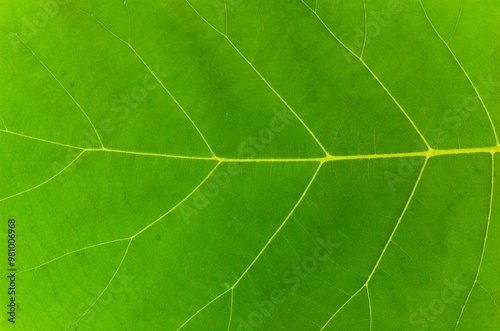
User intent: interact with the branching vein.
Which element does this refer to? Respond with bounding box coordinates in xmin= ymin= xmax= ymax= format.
xmin=5 ymin=4 xmax=498 ymax=330
xmin=3 ymin=127 xmax=500 ymax=164
xmin=300 ymin=0 xmax=432 ymax=151
xmin=454 ymin=153 xmax=495 ymax=330
xmin=361 ymin=0 xmax=368 ymax=58
xmin=367 ymin=286 xmax=373 ymax=331
xmin=0 ymin=151 xmax=85 ymax=204
xmin=12 ymin=34 xmax=104 ymax=149
xmin=185 ymin=0 xmax=330 ymax=156
xmin=176 ymin=162 xmax=323 ymax=329
xmin=227 ymin=289 xmax=234 ymax=331
xmin=0 ymin=114 xmax=7 ymax=131
xmin=19 ymin=163 xmax=219 ymax=277
xmin=72 ymin=240 xmax=133 ymax=326
xmin=0 ymin=129 xmax=85 ymax=150
xmin=320 ymin=157 xmax=429 ymax=329
xmin=124 ymin=0 xmax=132 ymax=43
xmin=447 ymin=0 xmax=464 ymax=44
xmin=231 ymin=162 xmax=322 ymax=288
xmin=63 ymin=163 xmax=220 ymax=327
xmin=131 ymin=163 xmax=220 ymax=239
xmin=175 ymin=289 xmax=232 ymax=330
xmin=419 ymin=0 xmax=499 ymax=146
xmin=67 ymin=3 xmax=216 ymax=157
xmin=19 ymin=238 xmax=130 ymax=274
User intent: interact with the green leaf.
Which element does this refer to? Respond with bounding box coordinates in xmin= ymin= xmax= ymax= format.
xmin=1 ymin=0 xmax=499 ymax=330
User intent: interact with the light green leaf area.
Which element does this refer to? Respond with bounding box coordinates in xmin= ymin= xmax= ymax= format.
xmin=0 ymin=0 xmax=499 ymax=330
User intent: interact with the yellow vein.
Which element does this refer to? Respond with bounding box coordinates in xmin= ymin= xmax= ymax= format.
xmin=19 ymin=237 xmax=130 ymax=274
xmin=320 ymin=285 xmax=365 ymax=330
xmin=67 ymin=3 xmax=216 ymax=157
xmin=184 ymin=0 xmax=225 ymax=35
xmin=177 ymin=163 xmax=322 ymax=329
xmin=3 ymin=127 xmax=500 ymax=162
xmin=419 ymin=0 xmax=499 ymax=145
xmin=176 ymin=288 xmax=232 ymax=330
xmin=225 ymin=36 xmax=329 ymax=156
xmin=361 ymin=0 xmax=368 ymax=58
xmin=300 ymin=1 xmax=432 ymax=151
xmin=124 ymin=0 xmax=132 ymax=43
xmin=0 ymin=129 xmax=215 ymax=160
xmin=321 ymin=157 xmax=428 ymax=329
xmin=13 ymin=34 xmax=104 ymax=149
xmin=67 ymin=3 xmax=128 ymax=44
xmin=22 ymin=161 xmax=222 ymax=325
xmin=0 ymin=151 xmax=85 ymax=204
xmin=446 ymin=0 xmax=464 ymax=44
xmin=454 ymin=153 xmax=495 ymax=330
xmin=367 ymin=286 xmax=373 ymax=331
xmin=132 ymin=162 xmax=221 ymax=239
xmin=185 ymin=0 xmax=330 ymax=156
xmin=224 ymin=0 xmax=228 ymax=35
xmin=0 ymin=114 xmax=7 ymax=131
xmin=218 ymin=145 xmax=500 ymax=162
xmin=477 ymin=282 xmax=500 ymax=319
xmin=127 ymin=46 xmax=216 ymax=157
xmin=227 ymin=289 xmax=234 ymax=331
xmin=0 ymin=129 xmax=84 ymax=150
xmin=231 ymin=162 xmax=323 ymax=288
xmin=73 ymin=239 xmax=133 ymax=326
xmin=363 ymin=155 xmax=427 ymax=282
xmin=94 ymin=147 xmax=215 ymax=161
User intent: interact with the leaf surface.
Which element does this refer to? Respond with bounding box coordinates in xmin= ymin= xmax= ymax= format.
xmin=0 ymin=0 xmax=499 ymax=330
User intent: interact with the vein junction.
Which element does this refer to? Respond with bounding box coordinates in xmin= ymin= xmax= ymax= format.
xmin=2 ymin=127 xmax=499 ymax=165
xmin=4 ymin=1 xmax=498 ymax=328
